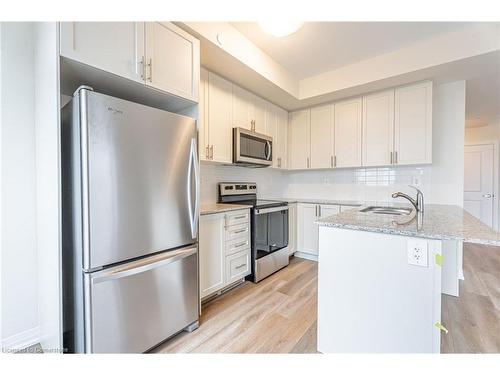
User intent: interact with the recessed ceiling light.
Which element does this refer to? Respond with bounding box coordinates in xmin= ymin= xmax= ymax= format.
xmin=258 ymin=21 xmax=303 ymax=37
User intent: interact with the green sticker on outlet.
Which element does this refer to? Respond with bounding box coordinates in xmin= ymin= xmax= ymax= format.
xmin=434 ymin=322 xmax=448 ymax=334
xmin=435 ymin=254 xmax=443 ymax=267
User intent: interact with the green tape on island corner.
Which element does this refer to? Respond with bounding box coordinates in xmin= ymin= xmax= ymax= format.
xmin=434 ymin=322 xmax=448 ymax=334
xmin=435 ymin=254 xmax=443 ymax=267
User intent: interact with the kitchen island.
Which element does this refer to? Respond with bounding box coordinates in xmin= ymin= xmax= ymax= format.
xmin=316 ymin=204 xmax=500 ymax=353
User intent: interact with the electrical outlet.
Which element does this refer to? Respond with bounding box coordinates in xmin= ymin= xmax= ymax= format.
xmin=412 ymin=176 xmax=421 ymax=187
xmin=407 ymin=239 xmax=428 ymax=267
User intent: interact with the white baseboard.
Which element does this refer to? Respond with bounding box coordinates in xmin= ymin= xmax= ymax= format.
xmin=294 ymin=251 xmax=318 ymax=262
xmin=1 ymin=326 xmax=40 ymax=351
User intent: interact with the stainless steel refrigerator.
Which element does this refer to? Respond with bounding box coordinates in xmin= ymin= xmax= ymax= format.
xmin=62 ymin=86 xmax=200 ymax=353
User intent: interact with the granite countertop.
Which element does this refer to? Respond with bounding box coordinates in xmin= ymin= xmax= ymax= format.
xmin=261 ymin=197 xmax=364 ymax=207
xmin=316 ymin=203 xmax=500 ymax=247
xmin=200 ymin=203 xmax=252 ymax=216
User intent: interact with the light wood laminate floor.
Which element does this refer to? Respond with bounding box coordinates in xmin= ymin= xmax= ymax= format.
xmin=154 ymin=243 xmax=500 ymax=354
xmin=154 ymin=256 xmax=318 ymax=353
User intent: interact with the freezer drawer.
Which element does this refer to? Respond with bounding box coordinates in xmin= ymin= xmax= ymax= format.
xmin=84 ymin=246 xmax=199 ymax=353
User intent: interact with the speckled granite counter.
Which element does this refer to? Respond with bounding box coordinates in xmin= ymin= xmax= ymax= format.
xmin=200 ymin=203 xmax=251 ymax=216
xmin=316 ymin=204 xmax=500 ymax=247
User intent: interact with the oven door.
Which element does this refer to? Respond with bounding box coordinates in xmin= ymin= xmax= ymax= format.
xmin=233 ymin=127 xmax=272 ymax=166
xmin=254 ymin=206 xmax=289 ymax=260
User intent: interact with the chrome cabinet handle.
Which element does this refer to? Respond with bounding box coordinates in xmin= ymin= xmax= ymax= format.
xmin=233 ymin=215 xmax=246 ymax=220
xmin=307 ymin=157 xmax=310 ymax=168
xmin=147 ymin=58 xmax=152 ymax=82
xmin=319 ymin=205 xmax=322 ymax=217
xmin=232 ymin=228 xmax=247 ymax=234
xmin=394 ymin=151 xmax=398 ymax=164
xmin=334 ymin=155 xmax=337 ymax=167
xmin=140 ymin=56 xmax=145 ymax=80
xmin=209 ymin=145 xmax=214 ymax=159
xmin=205 ymin=145 xmax=209 ymax=160
xmin=315 ymin=205 xmax=318 ymax=217
xmin=483 ymin=194 xmax=493 ymax=198
xmin=390 ymin=151 xmax=393 ymax=164
xmin=235 ymin=263 xmax=246 ymax=270
xmin=234 ymin=241 xmax=247 ymax=248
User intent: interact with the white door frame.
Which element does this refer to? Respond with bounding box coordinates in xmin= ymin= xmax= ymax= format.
xmin=464 ymin=141 xmax=499 ymax=231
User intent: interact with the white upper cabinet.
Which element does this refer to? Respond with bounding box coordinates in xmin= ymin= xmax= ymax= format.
xmin=144 ymin=22 xmax=200 ymax=102
xmin=334 ymin=98 xmax=362 ymax=168
xmin=394 ymin=81 xmax=433 ymax=165
xmin=362 ymin=90 xmax=395 ymax=167
xmin=199 ymin=67 xmax=209 ymax=161
xmin=208 ymin=72 xmax=233 ymax=164
xmin=251 ymin=94 xmax=267 ymax=134
xmin=232 ymin=85 xmax=252 ymax=130
xmin=60 ymin=22 xmax=200 ymax=102
xmin=60 ymin=22 xmax=145 ymax=83
xmin=289 ymin=109 xmax=311 ymax=170
xmin=276 ymin=106 xmax=289 ymax=169
xmin=310 ymin=104 xmax=334 ymax=169
xmin=266 ymin=103 xmax=288 ymax=169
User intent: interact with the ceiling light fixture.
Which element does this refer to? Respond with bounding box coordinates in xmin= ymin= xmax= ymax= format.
xmin=258 ymin=21 xmax=303 ymax=37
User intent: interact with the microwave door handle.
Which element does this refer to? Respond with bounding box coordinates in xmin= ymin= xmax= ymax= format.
xmin=265 ymin=141 xmax=271 ymax=160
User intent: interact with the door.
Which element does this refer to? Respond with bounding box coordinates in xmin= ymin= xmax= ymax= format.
xmin=60 ymin=22 xmax=145 ymax=83
xmin=82 ymin=89 xmax=198 ymax=270
xmin=199 ymin=214 xmax=226 ymax=298
xmin=199 ymin=68 xmax=209 ymax=161
xmin=254 ymin=206 xmax=289 ymax=259
xmin=276 ymin=107 xmax=288 ymax=169
xmin=334 ymin=98 xmax=362 ymax=168
xmin=145 ymin=22 xmax=200 ymax=102
xmin=362 ymin=90 xmax=395 ymax=167
xmin=298 ymin=204 xmax=319 ymax=255
xmin=232 ymin=84 xmax=252 ymax=130
xmin=289 ymin=109 xmax=311 ymax=169
xmin=86 ymin=246 xmax=198 ymax=353
xmin=464 ymin=144 xmax=495 ymax=227
xmin=394 ymin=81 xmax=432 ymax=165
xmin=208 ymin=72 xmax=233 ymax=163
xmin=311 ymin=104 xmax=334 ymax=169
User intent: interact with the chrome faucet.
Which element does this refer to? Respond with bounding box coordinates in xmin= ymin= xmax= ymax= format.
xmin=391 ymin=185 xmax=424 ymax=213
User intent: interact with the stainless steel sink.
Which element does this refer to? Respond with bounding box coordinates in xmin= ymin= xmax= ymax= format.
xmin=359 ymin=206 xmax=413 ymax=216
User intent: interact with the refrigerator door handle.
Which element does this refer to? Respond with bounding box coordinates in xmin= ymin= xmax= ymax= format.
xmin=91 ymin=246 xmax=197 ymax=284
xmin=188 ymin=138 xmax=200 ymax=239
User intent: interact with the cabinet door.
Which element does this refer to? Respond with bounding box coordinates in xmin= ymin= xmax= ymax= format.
xmin=199 ymin=214 xmax=226 ymax=299
xmin=334 ymin=98 xmax=362 ymax=168
xmin=60 ymin=22 xmax=145 ymax=83
xmin=276 ymin=107 xmax=289 ymax=169
xmin=145 ymin=22 xmax=200 ymax=102
xmin=288 ymin=203 xmax=297 ymax=255
xmin=199 ymin=68 xmax=209 ymax=161
xmin=394 ymin=81 xmax=433 ymax=165
xmin=311 ymin=104 xmax=334 ymax=169
xmin=251 ymin=94 xmax=267 ymax=134
xmin=319 ymin=204 xmax=340 ymax=218
xmin=298 ymin=204 xmax=319 ymax=256
xmin=265 ymin=102 xmax=279 ymax=167
xmin=362 ymin=90 xmax=395 ymax=167
xmin=232 ymin=84 xmax=252 ymax=130
xmin=289 ymin=109 xmax=311 ymax=170
xmin=208 ymin=72 xmax=233 ymax=163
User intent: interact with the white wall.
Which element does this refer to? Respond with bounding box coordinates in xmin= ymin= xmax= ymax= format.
xmin=1 ymin=22 xmax=39 ymax=349
xmin=200 ymin=81 xmax=466 ymax=207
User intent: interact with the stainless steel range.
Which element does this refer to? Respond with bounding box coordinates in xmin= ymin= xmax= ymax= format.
xmin=218 ymin=183 xmax=289 ymax=282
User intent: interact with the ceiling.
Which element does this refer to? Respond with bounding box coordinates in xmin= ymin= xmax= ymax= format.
xmin=231 ymin=22 xmax=472 ymax=79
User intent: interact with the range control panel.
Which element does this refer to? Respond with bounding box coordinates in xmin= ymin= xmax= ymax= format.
xmin=219 ymin=182 xmax=257 ymax=196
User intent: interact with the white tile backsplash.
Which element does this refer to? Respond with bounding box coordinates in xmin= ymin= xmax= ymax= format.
xmin=201 ymin=162 xmax=434 ymax=205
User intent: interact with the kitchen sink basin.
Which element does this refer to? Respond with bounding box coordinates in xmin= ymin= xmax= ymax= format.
xmin=359 ymin=206 xmax=413 ymax=216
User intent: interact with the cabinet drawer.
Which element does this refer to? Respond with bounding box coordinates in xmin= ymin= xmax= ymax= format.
xmin=226 ymin=249 xmax=251 ymax=284
xmin=225 ymin=222 xmax=250 ymax=242
xmin=225 ymin=210 xmax=250 ymax=226
xmin=225 ymin=236 xmax=250 ymax=256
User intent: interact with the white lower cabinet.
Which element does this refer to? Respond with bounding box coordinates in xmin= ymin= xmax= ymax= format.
xmin=199 ymin=209 xmax=251 ymax=300
xmin=296 ymin=203 xmax=340 ymax=260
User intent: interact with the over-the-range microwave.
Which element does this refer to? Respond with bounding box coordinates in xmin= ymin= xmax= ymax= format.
xmin=233 ymin=127 xmax=273 ymax=167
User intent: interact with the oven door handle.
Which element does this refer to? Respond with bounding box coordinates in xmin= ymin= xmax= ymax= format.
xmin=255 ymin=206 xmax=288 ymax=215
